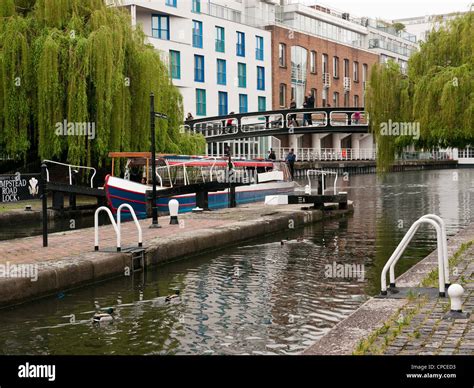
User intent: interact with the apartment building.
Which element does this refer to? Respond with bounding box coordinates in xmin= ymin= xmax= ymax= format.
xmin=116 ymin=0 xmax=273 ymax=158
xmin=394 ymin=11 xmax=470 ymax=43
xmin=114 ymin=1 xmax=422 ymax=161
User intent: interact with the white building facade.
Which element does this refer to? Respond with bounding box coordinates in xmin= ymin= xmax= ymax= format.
xmin=116 ymin=0 xmax=273 ymax=158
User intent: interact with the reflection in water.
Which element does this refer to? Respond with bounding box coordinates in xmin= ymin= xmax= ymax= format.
xmin=0 ymin=169 xmax=473 ymax=355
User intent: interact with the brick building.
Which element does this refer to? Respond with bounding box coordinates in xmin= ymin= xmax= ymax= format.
xmin=267 ymin=24 xmax=379 ymax=153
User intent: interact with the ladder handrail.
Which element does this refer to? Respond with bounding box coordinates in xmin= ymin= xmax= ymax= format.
xmin=94 ymin=206 xmax=120 ymax=252
xmin=387 ymin=215 xmax=449 ymax=287
xmin=381 ymin=215 xmax=447 ymax=297
xmin=117 ymin=204 xmax=143 ymax=252
xmin=420 ymin=214 xmax=449 ymax=286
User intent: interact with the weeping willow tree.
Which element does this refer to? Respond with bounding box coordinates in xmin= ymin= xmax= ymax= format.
xmin=366 ymin=11 xmax=473 ymax=171
xmin=0 ymin=0 xmax=205 ymax=166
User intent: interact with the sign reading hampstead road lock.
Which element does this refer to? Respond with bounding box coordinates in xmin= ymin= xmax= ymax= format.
xmin=0 ymin=173 xmax=42 ymax=203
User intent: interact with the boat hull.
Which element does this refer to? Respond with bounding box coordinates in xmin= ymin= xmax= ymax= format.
xmin=104 ymin=175 xmax=295 ymax=217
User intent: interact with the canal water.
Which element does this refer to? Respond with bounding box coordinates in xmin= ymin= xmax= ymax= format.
xmin=0 ymin=169 xmax=473 ymax=355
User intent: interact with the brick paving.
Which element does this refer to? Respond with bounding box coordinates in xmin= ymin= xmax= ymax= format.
xmin=367 ymin=246 xmax=474 ymax=355
xmin=0 ymin=204 xmax=280 ymax=265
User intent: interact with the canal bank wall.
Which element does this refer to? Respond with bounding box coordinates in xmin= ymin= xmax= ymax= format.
xmin=0 ymin=205 xmax=96 ymax=225
xmin=0 ymin=202 xmax=353 ymax=308
xmin=302 ymin=223 xmax=474 ymax=355
xmin=293 ymin=159 xmax=457 ymax=176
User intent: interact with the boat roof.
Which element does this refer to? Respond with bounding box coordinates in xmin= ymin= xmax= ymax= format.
xmin=108 ymin=152 xmax=274 ymax=168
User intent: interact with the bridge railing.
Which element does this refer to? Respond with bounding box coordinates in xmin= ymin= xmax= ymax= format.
xmin=184 ymin=107 xmax=368 ymax=139
xmin=276 ymin=148 xmax=377 ymax=161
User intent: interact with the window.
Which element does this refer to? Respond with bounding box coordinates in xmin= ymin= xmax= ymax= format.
xmin=279 ymin=43 xmax=286 ymax=67
xmin=192 ymin=0 xmax=201 ymax=13
xmin=216 ymin=26 xmax=225 ymax=52
xmin=238 ymin=63 xmax=246 ymax=88
xmin=239 ymin=94 xmax=248 ymax=113
xmin=169 ymin=50 xmax=180 ymax=79
xmin=333 ymin=56 xmax=339 ymax=78
xmin=194 ymin=55 xmax=204 ymax=82
xmin=196 ymin=89 xmax=206 ymax=116
xmin=256 ymin=36 xmax=264 ymax=60
xmin=362 ymin=63 xmax=368 ymax=83
xmin=193 ymin=20 xmax=203 ymax=48
xmin=354 ymin=95 xmax=359 ymax=107
xmin=322 ymin=53 xmax=328 ymax=73
xmin=344 ymin=59 xmax=349 ymax=78
xmin=237 ymin=31 xmax=245 ymax=57
xmin=344 ymin=91 xmax=349 ymax=107
xmin=310 ymin=51 xmax=317 ymax=73
xmin=151 ymin=15 xmax=169 ymax=40
xmin=217 ymin=59 xmax=226 ymax=85
xmin=166 ymin=0 xmax=177 ymax=6
xmin=258 ymin=96 xmax=266 ymax=112
xmin=353 ymin=61 xmax=359 ymax=82
xmin=279 ymin=83 xmax=287 ymax=107
xmin=333 ymin=92 xmax=339 ymax=107
xmin=218 ymin=91 xmax=228 ymax=116
xmin=257 ymin=66 xmax=265 ymax=91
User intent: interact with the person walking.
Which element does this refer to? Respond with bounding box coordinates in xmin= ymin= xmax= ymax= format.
xmin=353 ymin=111 xmax=361 ymax=125
xmin=285 ymin=148 xmax=296 ymax=178
xmin=289 ymin=99 xmax=298 ymax=127
xmin=303 ymin=92 xmax=314 ymax=126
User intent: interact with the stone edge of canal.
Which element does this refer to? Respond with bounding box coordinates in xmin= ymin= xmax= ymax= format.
xmin=302 ymin=223 xmax=474 ymax=355
xmin=0 ymin=203 xmax=353 ymax=309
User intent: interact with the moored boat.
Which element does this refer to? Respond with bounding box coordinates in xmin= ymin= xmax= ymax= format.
xmin=104 ymin=152 xmax=295 ymax=217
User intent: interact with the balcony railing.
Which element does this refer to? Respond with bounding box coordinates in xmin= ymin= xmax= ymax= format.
xmin=322 ymin=73 xmax=331 ymax=88
xmin=276 ymin=148 xmax=377 ymax=162
xmin=343 ymin=77 xmax=351 ymax=91
xmin=369 ymin=39 xmax=415 ymax=57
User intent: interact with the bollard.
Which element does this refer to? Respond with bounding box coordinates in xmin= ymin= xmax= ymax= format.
xmin=168 ymin=199 xmax=179 ymax=225
xmin=445 ymin=284 xmax=470 ymax=319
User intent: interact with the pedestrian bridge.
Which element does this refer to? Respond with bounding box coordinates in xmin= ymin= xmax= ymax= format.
xmin=183 ymin=107 xmax=369 ymax=143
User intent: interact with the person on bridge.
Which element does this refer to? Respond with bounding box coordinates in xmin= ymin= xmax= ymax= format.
xmin=285 ymin=149 xmax=296 ymax=178
xmin=225 ymin=112 xmax=235 ymax=133
xmin=185 ymin=112 xmax=194 ymax=121
xmin=353 ymin=111 xmax=361 ymax=124
xmin=289 ymin=100 xmax=298 ymax=127
xmin=303 ymin=92 xmax=314 ymax=126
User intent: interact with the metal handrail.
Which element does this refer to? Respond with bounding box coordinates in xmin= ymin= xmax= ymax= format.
xmin=94 ymin=205 xmax=142 ymax=252
xmin=381 ymin=215 xmax=449 ymax=297
xmin=388 ymin=214 xmax=449 ymax=288
xmin=94 ymin=206 xmax=120 ymax=252
xmin=43 ymin=159 xmax=96 ymax=188
xmin=117 ymin=204 xmax=143 ymax=252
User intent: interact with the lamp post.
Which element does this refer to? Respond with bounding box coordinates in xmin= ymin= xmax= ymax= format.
xmin=149 ymin=92 xmax=168 ymax=228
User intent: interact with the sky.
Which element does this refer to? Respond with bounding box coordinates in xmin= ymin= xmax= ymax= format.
xmin=298 ymin=0 xmax=472 ymax=20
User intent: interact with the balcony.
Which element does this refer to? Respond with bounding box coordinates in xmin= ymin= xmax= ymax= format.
xmin=369 ymin=38 xmax=415 ymax=57
xmin=322 ymin=73 xmax=330 ymax=88
xmin=343 ymin=77 xmax=351 ymax=91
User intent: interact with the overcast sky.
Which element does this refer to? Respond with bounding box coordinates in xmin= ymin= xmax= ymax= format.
xmin=300 ymin=0 xmax=472 ymax=20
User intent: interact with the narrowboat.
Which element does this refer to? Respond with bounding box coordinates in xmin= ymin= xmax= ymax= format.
xmin=104 ymin=152 xmax=295 ymax=217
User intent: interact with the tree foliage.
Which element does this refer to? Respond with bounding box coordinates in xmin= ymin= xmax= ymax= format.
xmin=366 ymin=12 xmax=473 ymax=171
xmin=0 ymin=0 xmax=205 ymax=165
